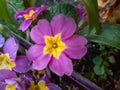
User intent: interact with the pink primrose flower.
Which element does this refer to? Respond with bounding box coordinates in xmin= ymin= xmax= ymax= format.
xmin=15 ymin=6 xmax=47 ymax=31
xmin=27 ymin=14 xmax=88 ymax=76
xmin=0 ymin=70 xmax=26 ymax=90
xmin=0 ymin=37 xmax=31 ymax=73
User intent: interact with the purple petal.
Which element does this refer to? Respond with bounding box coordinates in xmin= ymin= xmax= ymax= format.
xmin=15 ymin=11 xmax=26 ymax=20
xmin=13 ymin=56 xmax=31 ymax=73
xmin=0 ymin=82 xmax=6 ymax=90
xmin=51 ymin=14 xmax=65 ymax=34
xmin=19 ymin=19 xmax=32 ymax=31
xmin=30 ymin=19 xmax=52 ymax=44
xmin=13 ymin=80 xmax=26 ymax=90
xmin=5 ymin=79 xmax=16 ymax=85
xmin=3 ymin=37 xmax=19 ymax=61
xmin=0 ymin=70 xmax=16 ymax=81
xmin=64 ymin=35 xmax=87 ymax=59
xmin=32 ymin=54 xmax=51 ymax=70
xmin=27 ymin=45 xmax=44 ymax=61
xmin=75 ymin=4 xmax=87 ymax=19
xmin=15 ymin=7 xmax=37 ymax=20
xmin=61 ymin=17 xmax=76 ymax=40
xmin=5 ymin=79 xmax=26 ymax=90
xmin=25 ymin=7 xmax=39 ymax=14
xmin=51 ymin=14 xmax=76 ymax=39
xmin=15 ymin=6 xmax=47 ymax=21
xmin=40 ymin=74 xmax=51 ymax=84
xmin=20 ymin=73 xmax=33 ymax=89
xmin=0 ymin=34 xmax=5 ymax=48
xmin=47 ymin=83 xmax=62 ymax=90
xmin=33 ymin=6 xmax=48 ymax=17
xmin=30 ymin=26 xmax=44 ymax=44
xmin=49 ymin=53 xmax=73 ymax=76
xmin=16 ymin=81 xmax=26 ymax=90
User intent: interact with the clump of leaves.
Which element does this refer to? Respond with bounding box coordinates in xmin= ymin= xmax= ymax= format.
xmin=93 ymin=55 xmax=115 ymax=78
xmin=93 ymin=45 xmax=116 ymax=79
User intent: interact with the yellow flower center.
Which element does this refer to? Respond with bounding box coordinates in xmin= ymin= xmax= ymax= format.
xmin=5 ymin=84 xmax=16 ymax=90
xmin=29 ymin=80 xmax=49 ymax=90
xmin=44 ymin=33 xmax=67 ymax=59
xmin=0 ymin=54 xmax=15 ymax=70
xmin=23 ymin=10 xmax=36 ymax=20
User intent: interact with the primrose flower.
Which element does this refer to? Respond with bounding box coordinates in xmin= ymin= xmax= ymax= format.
xmin=0 ymin=37 xmax=19 ymax=70
xmin=0 ymin=70 xmax=16 ymax=90
xmin=0 ymin=70 xmax=25 ymax=90
xmin=0 ymin=37 xmax=31 ymax=73
xmin=24 ymin=74 xmax=61 ymax=90
xmin=40 ymin=74 xmax=61 ymax=90
xmin=29 ymin=80 xmax=61 ymax=90
xmin=15 ymin=6 xmax=47 ymax=31
xmin=27 ymin=14 xmax=88 ymax=76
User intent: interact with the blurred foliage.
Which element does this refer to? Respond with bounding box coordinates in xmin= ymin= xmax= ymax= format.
xmin=108 ymin=56 xmax=116 ymax=64
xmin=93 ymin=56 xmax=103 ymax=65
xmin=81 ymin=23 xmax=120 ymax=49
xmin=115 ymin=80 xmax=120 ymax=89
xmin=0 ymin=0 xmax=15 ymax=24
xmin=81 ymin=0 xmax=101 ymax=34
xmin=0 ymin=19 xmax=25 ymax=38
xmin=45 ymin=3 xmax=78 ymax=23
xmin=93 ymin=55 xmax=113 ymax=77
xmin=0 ymin=0 xmax=25 ymax=38
xmin=23 ymin=0 xmax=36 ymax=8
xmin=92 ymin=44 xmax=118 ymax=78
xmin=8 ymin=0 xmax=24 ymax=10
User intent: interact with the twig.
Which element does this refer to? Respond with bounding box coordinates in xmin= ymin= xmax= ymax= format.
xmin=70 ymin=71 xmax=102 ymax=90
xmin=11 ymin=31 xmax=32 ymax=49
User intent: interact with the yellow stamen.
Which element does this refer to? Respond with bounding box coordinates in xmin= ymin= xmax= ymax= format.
xmin=0 ymin=54 xmax=15 ymax=70
xmin=38 ymin=80 xmax=49 ymax=90
xmin=29 ymin=80 xmax=49 ymax=90
xmin=5 ymin=84 xmax=16 ymax=90
xmin=23 ymin=10 xmax=36 ymax=20
xmin=44 ymin=33 xmax=67 ymax=59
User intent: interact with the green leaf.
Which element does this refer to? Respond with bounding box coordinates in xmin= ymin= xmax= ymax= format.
xmin=107 ymin=70 xmax=113 ymax=76
xmin=93 ymin=65 xmax=105 ymax=75
xmin=0 ymin=23 xmax=25 ymax=38
xmin=29 ymin=0 xmax=37 ymax=7
xmin=9 ymin=0 xmax=24 ymax=10
xmin=46 ymin=3 xmax=78 ymax=22
xmin=81 ymin=23 xmax=120 ymax=49
xmin=81 ymin=0 xmax=100 ymax=34
xmin=103 ymin=61 xmax=109 ymax=67
xmin=0 ymin=24 xmax=12 ymax=38
xmin=108 ymin=56 xmax=116 ymax=64
xmin=93 ymin=56 xmax=103 ymax=65
xmin=0 ymin=0 xmax=15 ymax=24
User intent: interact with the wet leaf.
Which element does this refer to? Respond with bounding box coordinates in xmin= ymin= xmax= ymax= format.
xmin=81 ymin=0 xmax=101 ymax=34
xmin=81 ymin=23 xmax=120 ymax=49
xmin=93 ymin=65 xmax=105 ymax=75
xmin=107 ymin=70 xmax=113 ymax=76
xmin=0 ymin=0 xmax=15 ymax=24
xmin=93 ymin=56 xmax=103 ymax=65
xmin=46 ymin=3 xmax=78 ymax=22
xmin=108 ymin=56 xmax=116 ymax=64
